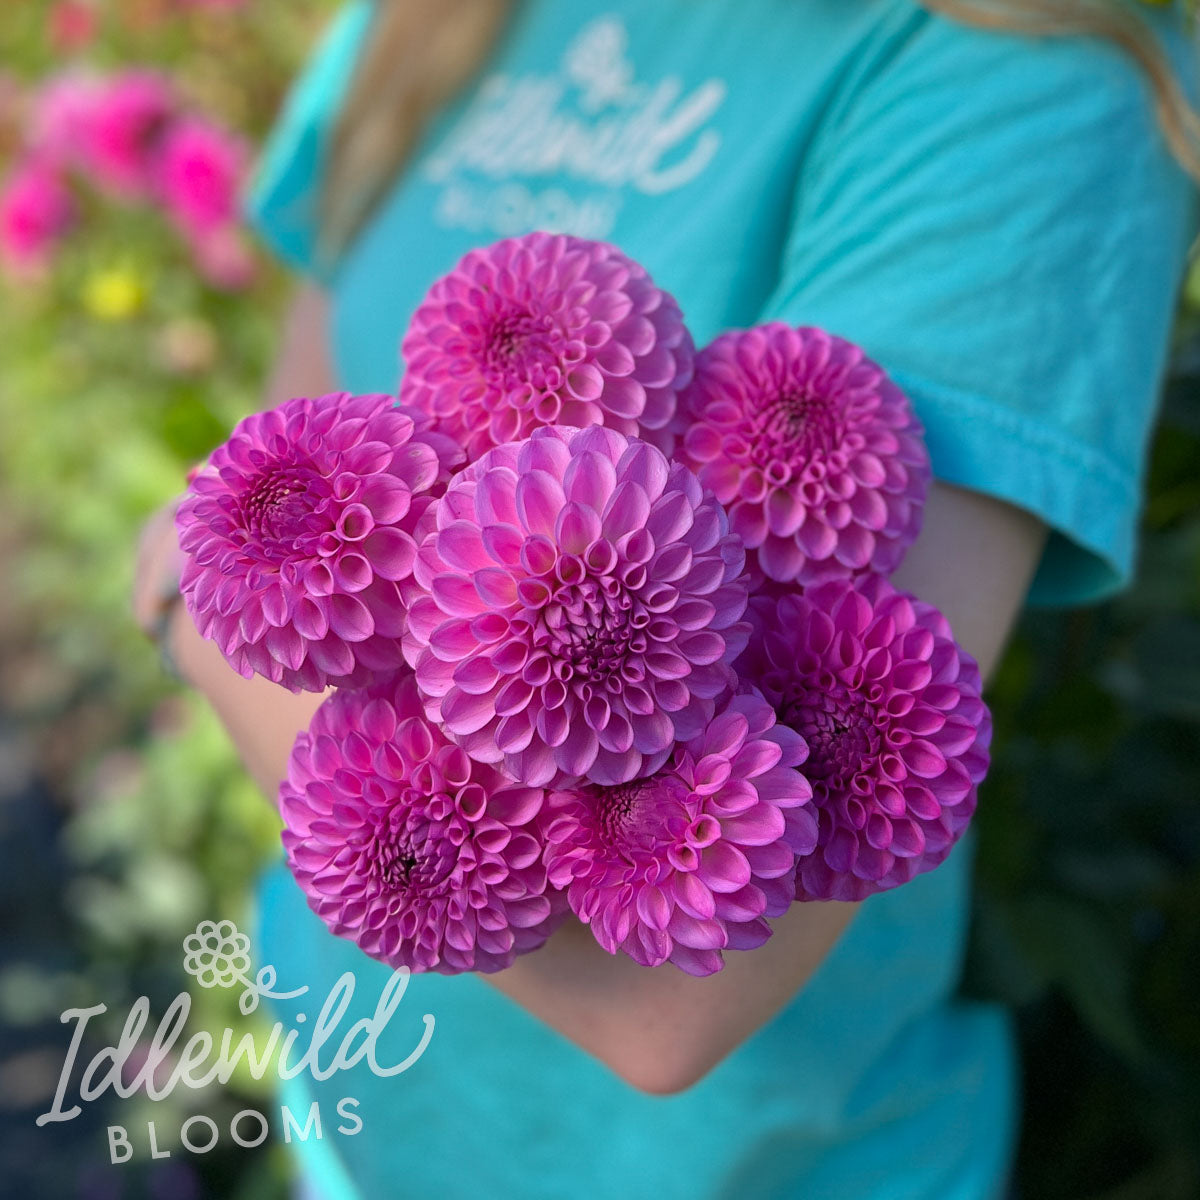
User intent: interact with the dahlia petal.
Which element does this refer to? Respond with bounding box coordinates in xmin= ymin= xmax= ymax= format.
xmin=602 ymin=480 xmax=651 ymax=538
xmin=558 ymin=722 xmax=600 ymax=778
xmin=442 ymin=687 xmax=500 ymax=735
xmin=516 ymin=470 xmax=566 ymax=537
xmin=668 ymin=911 xmax=727 ymax=950
xmin=698 ymin=842 xmax=752 ymax=892
xmin=667 ymin=945 xmax=725 ymax=977
xmin=326 ymin=593 xmax=374 ymax=643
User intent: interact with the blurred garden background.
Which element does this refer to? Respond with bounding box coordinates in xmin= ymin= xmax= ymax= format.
xmin=1 ymin=1 xmax=1199 ymax=1197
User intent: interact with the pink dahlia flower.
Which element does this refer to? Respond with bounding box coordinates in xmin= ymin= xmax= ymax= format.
xmin=0 ymin=160 xmax=74 ymax=276
xmin=399 ymin=232 xmax=694 ymax=460
xmin=177 ymin=392 xmax=462 ymax=692
xmin=82 ymin=71 xmax=175 ymax=198
xmin=678 ymin=324 xmax=930 ymax=586
xmin=280 ymin=673 xmax=564 ymax=974
xmin=157 ymin=116 xmax=246 ymax=239
xmin=405 ymin=424 xmax=751 ymax=788
xmin=544 ymin=690 xmax=816 ymax=975
xmin=739 ymin=575 xmax=990 ymax=901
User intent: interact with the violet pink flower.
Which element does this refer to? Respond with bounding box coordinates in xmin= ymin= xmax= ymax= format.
xmin=280 ymin=673 xmax=565 ymax=974
xmin=399 ymin=232 xmax=694 ymax=460
xmin=678 ymin=324 xmax=930 ymax=586
xmin=738 ymin=575 xmax=990 ymax=901
xmin=28 ymin=72 xmax=98 ymax=169
xmin=544 ymin=689 xmax=816 ymax=975
xmin=176 ymin=392 xmax=463 ymax=692
xmin=82 ymin=71 xmax=175 ymax=198
xmin=0 ymin=159 xmax=74 ymax=276
xmin=156 ymin=116 xmax=247 ymax=239
xmin=404 ymin=424 xmax=751 ymax=787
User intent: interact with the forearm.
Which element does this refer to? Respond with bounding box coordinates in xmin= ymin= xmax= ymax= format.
xmin=483 ymin=889 xmax=858 ymax=1094
xmin=167 ymin=602 xmax=327 ymax=803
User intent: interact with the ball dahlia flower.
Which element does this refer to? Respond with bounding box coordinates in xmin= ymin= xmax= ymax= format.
xmin=280 ymin=673 xmax=564 ymax=974
xmin=398 ymin=232 xmax=694 ymax=460
xmin=0 ymin=159 xmax=74 ymax=276
xmin=404 ymin=424 xmax=751 ymax=787
xmin=82 ymin=71 xmax=175 ymax=199
xmin=678 ymin=324 xmax=930 ymax=586
xmin=28 ymin=72 xmax=98 ymax=170
xmin=177 ymin=392 xmax=462 ymax=692
xmin=738 ymin=575 xmax=989 ymax=901
xmin=543 ymin=690 xmax=817 ymax=976
xmin=156 ymin=116 xmax=247 ymax=240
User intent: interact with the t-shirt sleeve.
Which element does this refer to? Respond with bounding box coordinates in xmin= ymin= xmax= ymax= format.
xmin=755 ymin=3 xmax=1199 ymax=607
xmin=243 ymin=0 xmax=375 ymax=284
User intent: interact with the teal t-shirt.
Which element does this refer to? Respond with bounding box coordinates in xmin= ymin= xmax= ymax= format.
xmin=246 ymin=3 xmax=1197 ymax=1198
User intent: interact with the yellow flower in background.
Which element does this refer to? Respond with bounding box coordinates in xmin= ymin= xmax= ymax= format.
xmin=81 ymin=265 xmax=145 ymax=320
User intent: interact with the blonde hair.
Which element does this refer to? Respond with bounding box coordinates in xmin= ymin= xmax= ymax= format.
xmin=321 ymin=0 xmax=1200 ymax=260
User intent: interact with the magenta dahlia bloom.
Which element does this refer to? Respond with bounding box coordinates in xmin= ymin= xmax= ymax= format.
xmin=28 ymin=72 xmax=98 ymax=170
xmin=177 ymin=392 xmax=462 ymax=692
xmin=404 ymin=424 xmax=751 ymax=787
xmin=157 ymin=116 xmax=247 ymax=239
xmin=543 ymin=690 xmax=816 ymax=976
xmin=0 ymin=159 xmax=74 ymax=276
xmin=398 ymin=232 xmax=694 ymax=460
xmin=678 ymin=324 xmax=930 ymax=586
xmin=739 ymin=575 xmax=990 ymax=902
xmin=280 ymin=673 xmax=564 ymax=974
xmin=82 ymin=71 xmax=175 ymax=198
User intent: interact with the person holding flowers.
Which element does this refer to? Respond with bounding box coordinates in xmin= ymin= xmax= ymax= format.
xmin=132 ymin=0 xmax=1199 ymax=1196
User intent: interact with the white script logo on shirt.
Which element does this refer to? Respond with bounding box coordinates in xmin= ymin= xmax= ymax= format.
xmin=424 ymin=16 xmax=727 ymax=237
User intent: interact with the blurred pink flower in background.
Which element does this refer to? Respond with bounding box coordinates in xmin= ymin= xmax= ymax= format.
xmin=49 ymin=0 xmax=99 ymax=52
xmin=82 ymin=71 xmax=175 ymax=198
xmin=0 ymin=159 xmax=74 ymax=275
xmin=157 ymin=116 xmax=246 ymax=238
xmin=3 ymin=67 xmax=257 ymax=291
xmin=28 ymin=72 xmax=98 ymax=169
xmin=188 ymin=224 xmax=257 ymax=290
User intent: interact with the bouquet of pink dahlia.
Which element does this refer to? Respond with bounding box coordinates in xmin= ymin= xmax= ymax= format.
xmin=176 ymin=231 xmax=990 ymax=977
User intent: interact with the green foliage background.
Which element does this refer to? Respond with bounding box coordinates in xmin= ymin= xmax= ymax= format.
xmin=0 ymin=2 xmax=1198 ymax=1197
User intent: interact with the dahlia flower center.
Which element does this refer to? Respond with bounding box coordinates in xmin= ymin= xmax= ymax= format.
xmin=760 ymin=385 xmax=840 ymax=458
xmin=590 ymin=776 xmax=688 ymax=849
xmin=785 ymin=687 xmax=879 ymax=792
xmin=369 ymin=804 xmax=458 ymax=896
xmin=482 ymin=308 xmax=563 ymax=387
xmin=538 ymin=574 xmax=641 ymax=688
xmin=241 ymin=466 xmax=325 ymax=550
